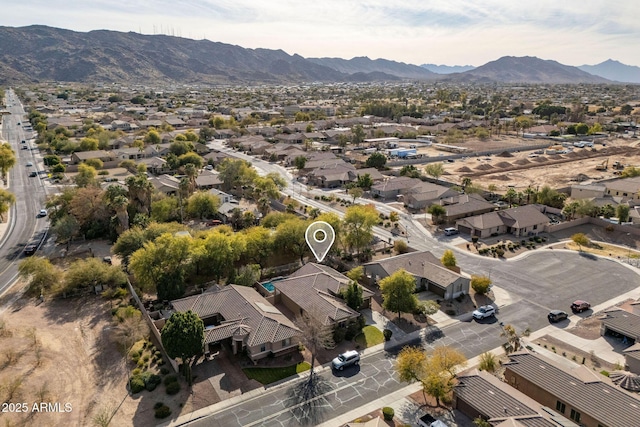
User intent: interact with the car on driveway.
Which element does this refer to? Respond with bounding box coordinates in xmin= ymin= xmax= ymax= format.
xmin=473 ymin=305 xmax=496 ymax=320
xmin=443 ymin=227 xmax=459 ymax=236
xmin=331 ymin=350 xmax=360 ymax=371
xmin=548 ymin=310 xmax=568 ymax=323
xmin=571 ymin=300 xmax=591 ymax=313
xmin=418 ymin=414 xmax=447 ymax=427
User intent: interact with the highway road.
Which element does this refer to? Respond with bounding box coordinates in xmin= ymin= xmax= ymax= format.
xmin=0 ymin=89 xmax=49 ymax=297
xmin=185 ymin=141 xmax=640 ymax=427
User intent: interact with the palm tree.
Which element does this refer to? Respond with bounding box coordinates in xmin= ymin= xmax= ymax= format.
xmin=125 ymin=174 xmax=153 ymax=216
xmin=184 ymin=163 xmax=198 ymax=196
xmin=110 ymin=195 xmax=130 ymax=234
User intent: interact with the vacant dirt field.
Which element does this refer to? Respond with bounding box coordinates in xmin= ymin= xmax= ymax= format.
xmin=439 ymin=137 xmax=640 ymax=191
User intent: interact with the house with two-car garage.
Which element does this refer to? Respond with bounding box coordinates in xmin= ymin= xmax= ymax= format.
xmin=363 ymin=251 xmax=469 ymax=301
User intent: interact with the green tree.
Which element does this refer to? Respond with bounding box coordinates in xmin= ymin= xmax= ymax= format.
xmin=419 ymin=300 xmax=440 ymax=326
xmin=217 ymin=159 xmax=258 ymax=193
xmin=144 ymin=129 xmax=161 ymax=145
xmin=379 ymin=269 xmax=418 ymax=320
xmin=352 ymin=124 xmax=365 ymax=146
xmin=571 ymin=233 xmax=590 ymax=251
xmin=18 ymin=256 xmax=64 ymax=297
xmin=0 ymin=189 xmax=16 ymax=222
xmin=74 ymin=163 xmax=98 ymax=188
xmin=242 ymin=226 xmax=273 ymax=265
xmin=179 ymin=153 xmax=203 ymax=169
xmin=348 ymin=186 xmax=364 ymax=203
xmin=471 ymin=275 xmax=491 ymax=295
xmin=294 ymin=156 xmax=307 ymax=170
xmin=343 ymin=204 xmax=379 ymax=258
xmin=125 ymin=174 xmax=154 ymax=216
xmin=400 ymin=165 xmax=420 ymax=178
xmin=64 ymin=257 xmax=127 ymax=293
xmin=356 ymin=173 xmax=373 ymax=190
xmin=395 ymin=346 xmax=429 ymax=403
xmin=196 ymin=230 xmax=244 ymax=281
xmin=51 ymin=214 xmax=80 ymax=249
xmin=79 ymin=137 xmax=99 ymax=151
xmin=185 ymin=192 xmax=220 ymax=219
xmin=129 ymin=232 xmax=192 ymax=298
xmin=161 ymin=311 xmax=204 ymax=385
xmin=0 ymin=143 xmax=17 ymax=182
xmin=342 ymin=281 xmax=363 ymax=310
xmin=346 ymin=266 xmax=364 ymax=283
xmin=616 ymin=204 xmax=630 ymax=223
xmin=428 ymin=204 xmax=446 ymax=224
xmin=441 ymin=249 xmax=457 ymax=270
xmin=504 ymin=187 xmax=518 ymax=207
xmin=424 ymin=163 xmax=444 ymax=179
xmin=235 ymin=264 xmax=261 ymax=287
xmin=424 ymin=346 xmax=467 ymax=406
xmin=575 ymin=123 xmax=589 ymax=135
xmin=365 ymin=152 xmax=387 ymax=170
xmin=274 ymin=218 xmax=309 ymax=263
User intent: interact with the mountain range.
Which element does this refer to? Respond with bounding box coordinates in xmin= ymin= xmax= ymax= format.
xmin=420 ymin=64 xmax=475 ymax=74
xmin=0 ymin=25 xmax=637 ymax=85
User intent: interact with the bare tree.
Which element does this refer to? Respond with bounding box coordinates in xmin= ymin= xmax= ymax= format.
xmin=295 ymin=306 xmax=335 ymax=386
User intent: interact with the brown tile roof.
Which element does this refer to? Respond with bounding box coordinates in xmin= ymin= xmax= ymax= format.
xmin=601 ymin=308 xmax=640 ymax=340
xmin=289 ymin=263 xmax=374 ymax=299
xmin=171 ymin=285 xmax=301 ymax=347
xmin=274 ymin=270 xmax=360 ymax=326
xmin=504 ymin=352 xmax=640 ymax=427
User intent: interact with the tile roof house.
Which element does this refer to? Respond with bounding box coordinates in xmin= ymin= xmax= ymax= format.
xmin=435 ymin=193 xmax=496 ymax=222
xmin=273 ymin=263 xmax=364 ymax=327
xmin=70 ymin=150 xmax=115 ymax=165
xmin=170 ymin=285 xmax=301 ymax=362
xmin=453 ymin=369 xmax=578 ymax=427
xmin=363 ymin=251 xmax=470 ymax=300
xmin=371 ymin=176 xmax=423 ymax=199
xmin=404 ymin=182 xmax=460 ymax=210
xmin=504 ymin=351 xmax=640 ymax=427
xmin=148 ymin=174 xmax=180 ymax=195
xmin=605 ymin=177 xmax=640 ymax=202
xmin=600 ymin=307 xmax=640 ymax=345
xmin=456 ymin=205 xmax=549 ymax=238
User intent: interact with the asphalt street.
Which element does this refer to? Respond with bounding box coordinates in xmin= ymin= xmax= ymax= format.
xmin=0 ymin=89 xmax=49 ymax=297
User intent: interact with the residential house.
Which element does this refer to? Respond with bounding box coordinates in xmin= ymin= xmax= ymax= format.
xmin=170 ymin=285 xmax=301 ymax=363
xmin=363 ymin=251 xmax=470 ymax=300
xmin=404 ymin=182 xmax=460 ymax=210
xmin=456 ymin=205 xmax=550 ymax=238
xmin=148 ymin=174 xmax=180 ymax=195
xmin=137 ymin=119 xmax=164 ymax=129
xmin=570 ymin=183 xmax=606 ymax=200
xmin=307 ymin=162 xmax=356 ymax=188
xmin=273 ymin=264 xmax=361 ymax=327
xmin=165 ymin=117 xmax=186 ymax=128
xmin=113 ymin=146 xmax=159 ymax=161
xmin=208 ymin=188 xmax=233 ymax=204
xmin=623 ymin=343 xmax=640 ymax=374
xmin=453 ymin=369 xmax=578 ymax=426
xmin=70 ymin=150 xmax=115 ymax=165
xmin=605 ymin=177 xmax=640 ymax=202
xmin=203 ymin=151 xmax=231 ymax=167
xmin=275 ymin=133 xmax=305 ymax=144
xmin=503 ymin=351 xmax=640 ymax=426
xmin=195 ymin=170 xmax=223 ymax=190
xmin=285 ymin=263 xmax=373 ymax=309
xmin=371 ymin=177 xmax=423 ymax=199
xmin=600 ymin=307 xmax=640 ymax=346
xmin=110 ymin=119 xmax=133 ymax=131
xmin=435 ymin=193 xmax=496 ymax=223
xmin=138 ymin=157 xmax=171 ymax=175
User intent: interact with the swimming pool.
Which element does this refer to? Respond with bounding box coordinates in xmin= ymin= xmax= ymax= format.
xmin=262 ymin=282 xmax=275 ymax=292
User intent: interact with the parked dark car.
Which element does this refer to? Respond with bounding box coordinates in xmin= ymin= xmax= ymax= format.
xmin=548 ymin=310 xmax=568 ymax=323
xmin=24 ymin=244 xmax=37 ymax=256
xmin=570 ymin=300 xmax=591 ymax=313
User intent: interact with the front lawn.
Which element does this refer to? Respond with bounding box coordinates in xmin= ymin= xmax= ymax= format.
xmin=354 ymin=325 xmax=384 ymax=348
xmin=243 ymin=362 xmax=311 ymax=385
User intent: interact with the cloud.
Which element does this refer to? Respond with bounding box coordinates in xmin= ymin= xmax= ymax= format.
xmin=3 ymin=0 xmax=640 ymax=66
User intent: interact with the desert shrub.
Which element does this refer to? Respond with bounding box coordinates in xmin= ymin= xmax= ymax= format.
xmin=383 ymin=329 xmax=393 ymax=341
xmin=164 ymin=375 xmax=178 ymax=386
xmin=154 ymin=402 xmax=164 ymax=409
xmin=166 ymin=381 xmax=181 ymax=395
xmin=137 ymin=358 xmax=145 ymax=368
xmin=132 ymin=368 xmax=142 ymax=376
xmin=143 ymin=354 xmax=150 ymax=362
xmin=333 ymin=327 xmax=346 ymax=343
xmin=145 ymin=374 xmax=162 ymax=391
xmin=129 ymin=376 xmax=146 ymax=394
xmin=478 ymin=352 xmax=497 ymax=372
xmin=154 ymin=351 xmax=162 ymax=359
xmin=160 ymin=367 xmax=171 ymax=375
xmin=154 ymin=404 xmax=172 ymax=419
xmin=157 ymin=358 xmax=165 ymax=366
xmin=382 ymin=407 xmax=394 ymax=421
xmin=495 ymin=248 xmax=505 ymax=257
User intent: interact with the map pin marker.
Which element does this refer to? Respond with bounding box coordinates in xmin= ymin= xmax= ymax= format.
xmin=305 ymin=221 xmax=335 ymax=262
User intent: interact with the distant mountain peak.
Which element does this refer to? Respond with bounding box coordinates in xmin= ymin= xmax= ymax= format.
xmin=578 ymin=59 xmax=640 ymax=83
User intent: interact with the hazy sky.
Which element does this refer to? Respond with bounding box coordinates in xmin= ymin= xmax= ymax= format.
xmin=5 ymin=0 xmax=640 ymax=67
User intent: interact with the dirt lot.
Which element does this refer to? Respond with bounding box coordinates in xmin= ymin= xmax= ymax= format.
xmin=391 ymin=135 xmax=640 ymax=191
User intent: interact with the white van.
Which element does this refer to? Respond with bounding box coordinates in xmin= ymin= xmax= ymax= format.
xmin=444 ymin=227 xmax=459 ymax=236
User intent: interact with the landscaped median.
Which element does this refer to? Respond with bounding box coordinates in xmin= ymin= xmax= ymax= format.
xmin=242 ymin=362 xmax=311 ymax=385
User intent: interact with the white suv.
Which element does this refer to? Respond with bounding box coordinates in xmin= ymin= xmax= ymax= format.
xmin=444 ymin=227 xmax=459 ymax=236
xmin=331 ymin=350 xmax=360 ymax=370
xmin=473 ymin=305 xmax=496 ymax=320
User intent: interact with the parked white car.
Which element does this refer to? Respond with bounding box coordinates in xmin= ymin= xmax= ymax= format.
xmin=473 ymin=305 xmax=496 ymax=320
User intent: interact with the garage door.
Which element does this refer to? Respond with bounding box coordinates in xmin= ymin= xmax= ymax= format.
xmin=457 ymin=225 xmax=472 ymax=235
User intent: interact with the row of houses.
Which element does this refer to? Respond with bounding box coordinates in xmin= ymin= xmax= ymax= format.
xmin=158 ymin=251 xmax=469 ymax=363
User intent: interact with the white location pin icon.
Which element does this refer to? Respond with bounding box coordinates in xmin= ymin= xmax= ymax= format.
xmin=305 ymin=221 xmax=335 ymax=263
